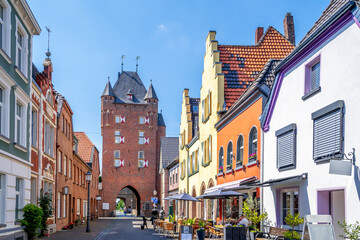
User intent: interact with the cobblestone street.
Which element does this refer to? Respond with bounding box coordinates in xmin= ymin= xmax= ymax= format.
xmin=47 ymin=218 xmax=172 ymax=240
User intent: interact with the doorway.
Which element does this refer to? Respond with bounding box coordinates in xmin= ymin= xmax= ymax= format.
xmin=118 ymin=186 xmax=141 ymax=216
xmin=317 ymin=189 xmax=345 ymax=240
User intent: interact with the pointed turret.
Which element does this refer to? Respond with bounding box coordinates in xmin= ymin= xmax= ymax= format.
xmin=144 ymin=81 xmax=158 ymax=100
xmin=102 ymin=79 xmax=115 ymax=97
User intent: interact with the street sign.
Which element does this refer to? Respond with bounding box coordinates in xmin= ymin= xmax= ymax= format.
xmin=102 ymin=203 xmax=109 ymax=210
xmin=96 ymin=196 xmax=102 ymax=201
xmin=151 ymin=197 xmax=158 ymax=203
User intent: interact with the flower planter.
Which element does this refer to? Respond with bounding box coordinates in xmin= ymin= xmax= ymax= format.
xmin=224 ymin=226 xmax=233 ymax=240
xmin=196 ymin=229 xmax=205 ymax=240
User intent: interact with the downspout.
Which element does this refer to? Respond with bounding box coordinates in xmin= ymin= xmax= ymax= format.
xmin=260 ymin=127 xmax=265 ymax=230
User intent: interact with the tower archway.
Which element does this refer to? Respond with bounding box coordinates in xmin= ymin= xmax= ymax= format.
xmin=118 ymin=186 xmax=141 ymax=216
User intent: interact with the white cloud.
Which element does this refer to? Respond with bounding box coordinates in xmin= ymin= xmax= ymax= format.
xmin=158 ymin=24 xmax=166 ymax=31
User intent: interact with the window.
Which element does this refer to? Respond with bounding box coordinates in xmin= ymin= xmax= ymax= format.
xmin=58 ymin=151 xmax=62 ymax=173
xmin=46 ymin=90 xmax=53 ymax=106
xmin=138 ymin=151 xmax=144 ymax=159
xmin=201 ymin=91 xmax=212 ymax=122
xmin=43 ymin=181 xmax=53 ymax=196
xmin=226 ymin=141 xmax=233 ymax=170
xmin=180 ymin=131 xmax=186 ymax=149
xmin=193 ymin=106 xmax=198 ymax=112
xmin=236 ymin=135 xmax=244 ymax=167
xmin=62 ymin=116 xmax=64 ymax=132
xmin=303 ymin=55 xmax=321 ymax=99
xmin=115 ymin=116 xmax=120 ymax=123
xmin=83 ymin=200 xmax=88 ymax=218
xmin=115 ymin=130 xmax=121 ymax=143
xmin=57 ymin=192 xmax=61 ymax=218
xmin=31 ymin=109 xmax=37 ymax=147
xmin=115 ymin=130 xmax=120 ymax=136
xmin=0 ymin=174 xmax=5 ymax=223
xmin=312 ymin=100 xmax=344 ymax=161
xmin=276 ymin=124 xmax=297 ymax=170
xmin=219 ymin=147 xmax=224 ymax=173
xmin=202 ymin=135 xmax=212 ymax=165
xmin=139 ymin=116 xmax=145 ymax=124
xmin=16 ymin=20 xmax=28 ymax=77
xmin=69 ymin=160 xmax=72 ymax=178
xmin=15 ymin=102 xmax=23 ymax=146
xmin=30 ymin=177 xmax=37 ymax=205
xmin=114 ymin=150 xmax=120 ymax=167
xmin=280 ymin=189 xmax=299 ymax=225
xmin=77 ymin=199 xmax=80 ymax=215
xmin=249 ymin=127 xmax=258 ymax=162
xmin=44 ymin=121 xmax=54 ymax=157
xmin=15 ymin=178 xmax=23 ymax=219
xmin=63 ymin=195 xmax=66 ymax=218
xmin=138 ymin=131 xmax=145 ymax=144
xmin=0 ymin=1 xmax=10 ymax=55
xmin=138 ymin=160 xmax=145 ymax=168
xmin=64 ymin=155 xmax=67 ymax=176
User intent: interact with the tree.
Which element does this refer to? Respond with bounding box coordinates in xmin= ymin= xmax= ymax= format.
xmin=116 ymin=199 xmax=125 ymax=210
xmin=21 ymin=204 xmax=43 ymax=239
xmin=39 ymin=191 xmax=53 ymax=235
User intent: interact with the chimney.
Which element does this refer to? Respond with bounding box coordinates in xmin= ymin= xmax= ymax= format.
xmin=255 ymin=27 xmax=264 ymax=44
xmin=284 ymin=12 xmax=295 ymax=45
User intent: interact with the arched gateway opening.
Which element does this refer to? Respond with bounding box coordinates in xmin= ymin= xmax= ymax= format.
xmin=117 ymin=186 xmax=141 ymax=216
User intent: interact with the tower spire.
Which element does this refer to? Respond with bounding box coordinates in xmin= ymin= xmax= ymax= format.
xmin=45 ymin=26 xmax=52 ymax=59
xmin=121 ymin=55 xmax=125 ymax=72
xmin=136 ymin=56 xmax=140 ymax=73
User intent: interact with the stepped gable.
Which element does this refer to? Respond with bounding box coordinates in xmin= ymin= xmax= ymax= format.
xmin=219 ymin=27 xmax=294 ymax=109
xmin=112 ymin=71 xmax=147 ymax=104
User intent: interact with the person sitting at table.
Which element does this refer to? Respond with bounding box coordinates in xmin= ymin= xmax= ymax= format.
xmin=238 ymin=215 xmax=249 ymax=227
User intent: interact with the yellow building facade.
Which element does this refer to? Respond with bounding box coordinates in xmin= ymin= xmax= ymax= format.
xmin=179 ymin=31 xmax=224 ymax=220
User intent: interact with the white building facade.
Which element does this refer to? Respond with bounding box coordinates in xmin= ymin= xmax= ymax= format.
xmin=261 ymin=1 xmax=360 ymax=239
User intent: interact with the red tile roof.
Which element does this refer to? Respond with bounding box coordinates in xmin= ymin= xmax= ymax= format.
xmin=219 ymin=27 xmax=295 ymax=109
xmin=74 ymin=132 xmax=94 ymax=163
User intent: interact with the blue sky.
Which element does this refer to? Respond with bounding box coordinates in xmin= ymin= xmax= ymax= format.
xmin=28 ymin=0 xmax=329 ymax=169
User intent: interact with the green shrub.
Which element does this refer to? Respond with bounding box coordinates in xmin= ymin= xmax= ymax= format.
xmin=21 ymin=204 xmax=43 ymax=239
xmin=338 ymin=220 xmax=360 ymax=240
xmin=39 ymin=191 xmax=53 ymax=235
xmin=284 ymin=230 xmax=301 ymax=239
xmin=284 ymin=212 xmax=304 ymax=239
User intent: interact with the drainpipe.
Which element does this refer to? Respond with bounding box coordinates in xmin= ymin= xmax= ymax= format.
xmin=260 ymin=127 xmax=265 ymax=230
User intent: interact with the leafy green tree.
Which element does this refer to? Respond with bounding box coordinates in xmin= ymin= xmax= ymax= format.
xmin=39 ymin=191 xmax=53 ymax=235
xmin=284 ymin=212 xmax=304 ymax=239
xmin=242 ymin=196 xmax=268 ymax=232
xmin=21 ymin=204 xmax=43 ymax=239
xmin=116 ymin=199 xmax=125 ymax=210
xmin=338 ymin=220 xmax=360 ymax=240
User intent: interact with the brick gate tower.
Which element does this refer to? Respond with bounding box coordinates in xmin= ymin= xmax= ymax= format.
xmin=101 ymin=71 xmax=165 ymax=216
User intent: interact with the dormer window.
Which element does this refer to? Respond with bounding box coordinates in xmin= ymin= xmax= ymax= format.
xmin=127 ymin=90 xmax=134 ymax=100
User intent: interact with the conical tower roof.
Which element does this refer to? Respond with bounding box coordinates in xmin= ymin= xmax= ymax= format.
xmin=102 ymin=80 xmax=115 ymax=97
xmin=144 ymin=82 xmax=158 ymax=100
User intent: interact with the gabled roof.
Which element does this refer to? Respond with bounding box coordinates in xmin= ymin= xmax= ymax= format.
xmin=158 ymin=112 xmax=166 ymax=127
xmin=299 ymin=0 xmax=360 ymax=45
xmin=160 ymin=137 xmax=179 ymax=169
xmin=102 ymin=80 xmax=115 ymax=97
xmin=112 ymin=71 xmax=147 ymax=104
xmin=216 ymin=59 xmax=280 ymax=129
xmin=74 ymin=132 xmax=95 ymax=163
xmin=144 ymin=83 xmax=158 ymax=100
xmin=219 ymin=27 xmax=294 ymax=109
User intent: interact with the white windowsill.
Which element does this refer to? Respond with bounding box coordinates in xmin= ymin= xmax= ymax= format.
xmin=14 ymin=143 xmax=27 ymax=153
xmin=15 ymin=67 xmax=28 ymax=84
xmin=0 ymin=48 xmax=12 ymax=64
xmin=0 ymin=134 xmax=11 ymax=144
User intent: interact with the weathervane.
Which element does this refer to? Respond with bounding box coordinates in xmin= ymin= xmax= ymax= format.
xmin=121 ymin=55 xmax=125 ymax=72
xmin=45 ymin=26 xmax=52 ymax=58
xmin=136 ymin=56 xmax=140 ymax=73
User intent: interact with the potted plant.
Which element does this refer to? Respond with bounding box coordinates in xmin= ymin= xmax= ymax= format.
xmin=226 ymin=164 xmax=232 ymax=171
xmin=283 ymin=212 xmax=304 ymax=240
xmin=249 ymin=153 xmax=257 ymax=161
xmin=75 ymin=218 xmax=81 ymax=226
xmin=338 ymin=220 xmax=360 ymax=240
xmin=21 ymin=204 xmax=43 ymax=240
xmin=196 ymin=219 xmax=206 ymax=240
xmin=219 ymin=166 xmax=224 ymax=174
xmin=242 ymin=197 xmax=268 ymax=240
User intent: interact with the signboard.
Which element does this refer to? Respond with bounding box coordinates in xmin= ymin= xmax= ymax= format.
xmin=180 ymin=226 xmax=192 ymax=240
xmin=96 ymin=196 xmax=102 ymax=201
xmin=151 ymin=197 xmax=158 ymax=203
xmin=102 ymin=203 xmax=109 ymax=210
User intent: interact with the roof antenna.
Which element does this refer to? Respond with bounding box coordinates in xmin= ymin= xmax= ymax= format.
xmin=121 ymin=55 xmax=125 ymax=72
xmin=136 ymin=56 xmax=140 ymax=73
xmin=45 ymin=26 xmax=52 ymax=58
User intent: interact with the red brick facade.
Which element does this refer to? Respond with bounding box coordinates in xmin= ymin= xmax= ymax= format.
xmin=101 ymin=72 xmax=165 ymax=216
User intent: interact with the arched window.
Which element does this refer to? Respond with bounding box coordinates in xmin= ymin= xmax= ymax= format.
xmin=46 ymin=90 xmax=53 ymax=106
xmin=236 ymin=135 xmax=244 ymax=166
xmin=249 ymin=127 xmax=258 ymax=162
xmin=219 ymin=147 xmax=224 ymax=173
xmin=227 ymin=141 xmax=233 ymax=170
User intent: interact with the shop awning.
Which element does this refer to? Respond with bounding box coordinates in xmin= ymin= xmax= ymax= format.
xmin=204 ymin=176 xmax=258 ymax=194
xmin=254 ymin=173 xmax=308 ymax=188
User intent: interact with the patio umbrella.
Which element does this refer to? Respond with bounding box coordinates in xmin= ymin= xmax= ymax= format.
xmin=164 ymin=193 xmax=200 ymax=219
xmin=197 ymin=189 xmax=246 ymax=223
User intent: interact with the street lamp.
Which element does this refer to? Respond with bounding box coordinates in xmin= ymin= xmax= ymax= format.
xmin=85 ymin=171 xmax=92 ymax=233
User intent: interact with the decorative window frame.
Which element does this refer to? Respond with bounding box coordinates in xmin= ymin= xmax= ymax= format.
xmin=303 ymin=54 xmax=321 ymax=100
xmin=226 ymin=140 xmax=233 ymax=170
xmin=248 ymin=126 xmax=258 ymax=163
xmin=0 ymin=72 xmax=12 ymax=139
xmin=14 ymin=86 xmax=29 ymax=149
xmin=218 ymin=146 xmax=224 ymax=174
xmin=15 ymin=17 xmax=29 ymax=80
xmin=0 ymin=0 xmax=11 ymax=61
